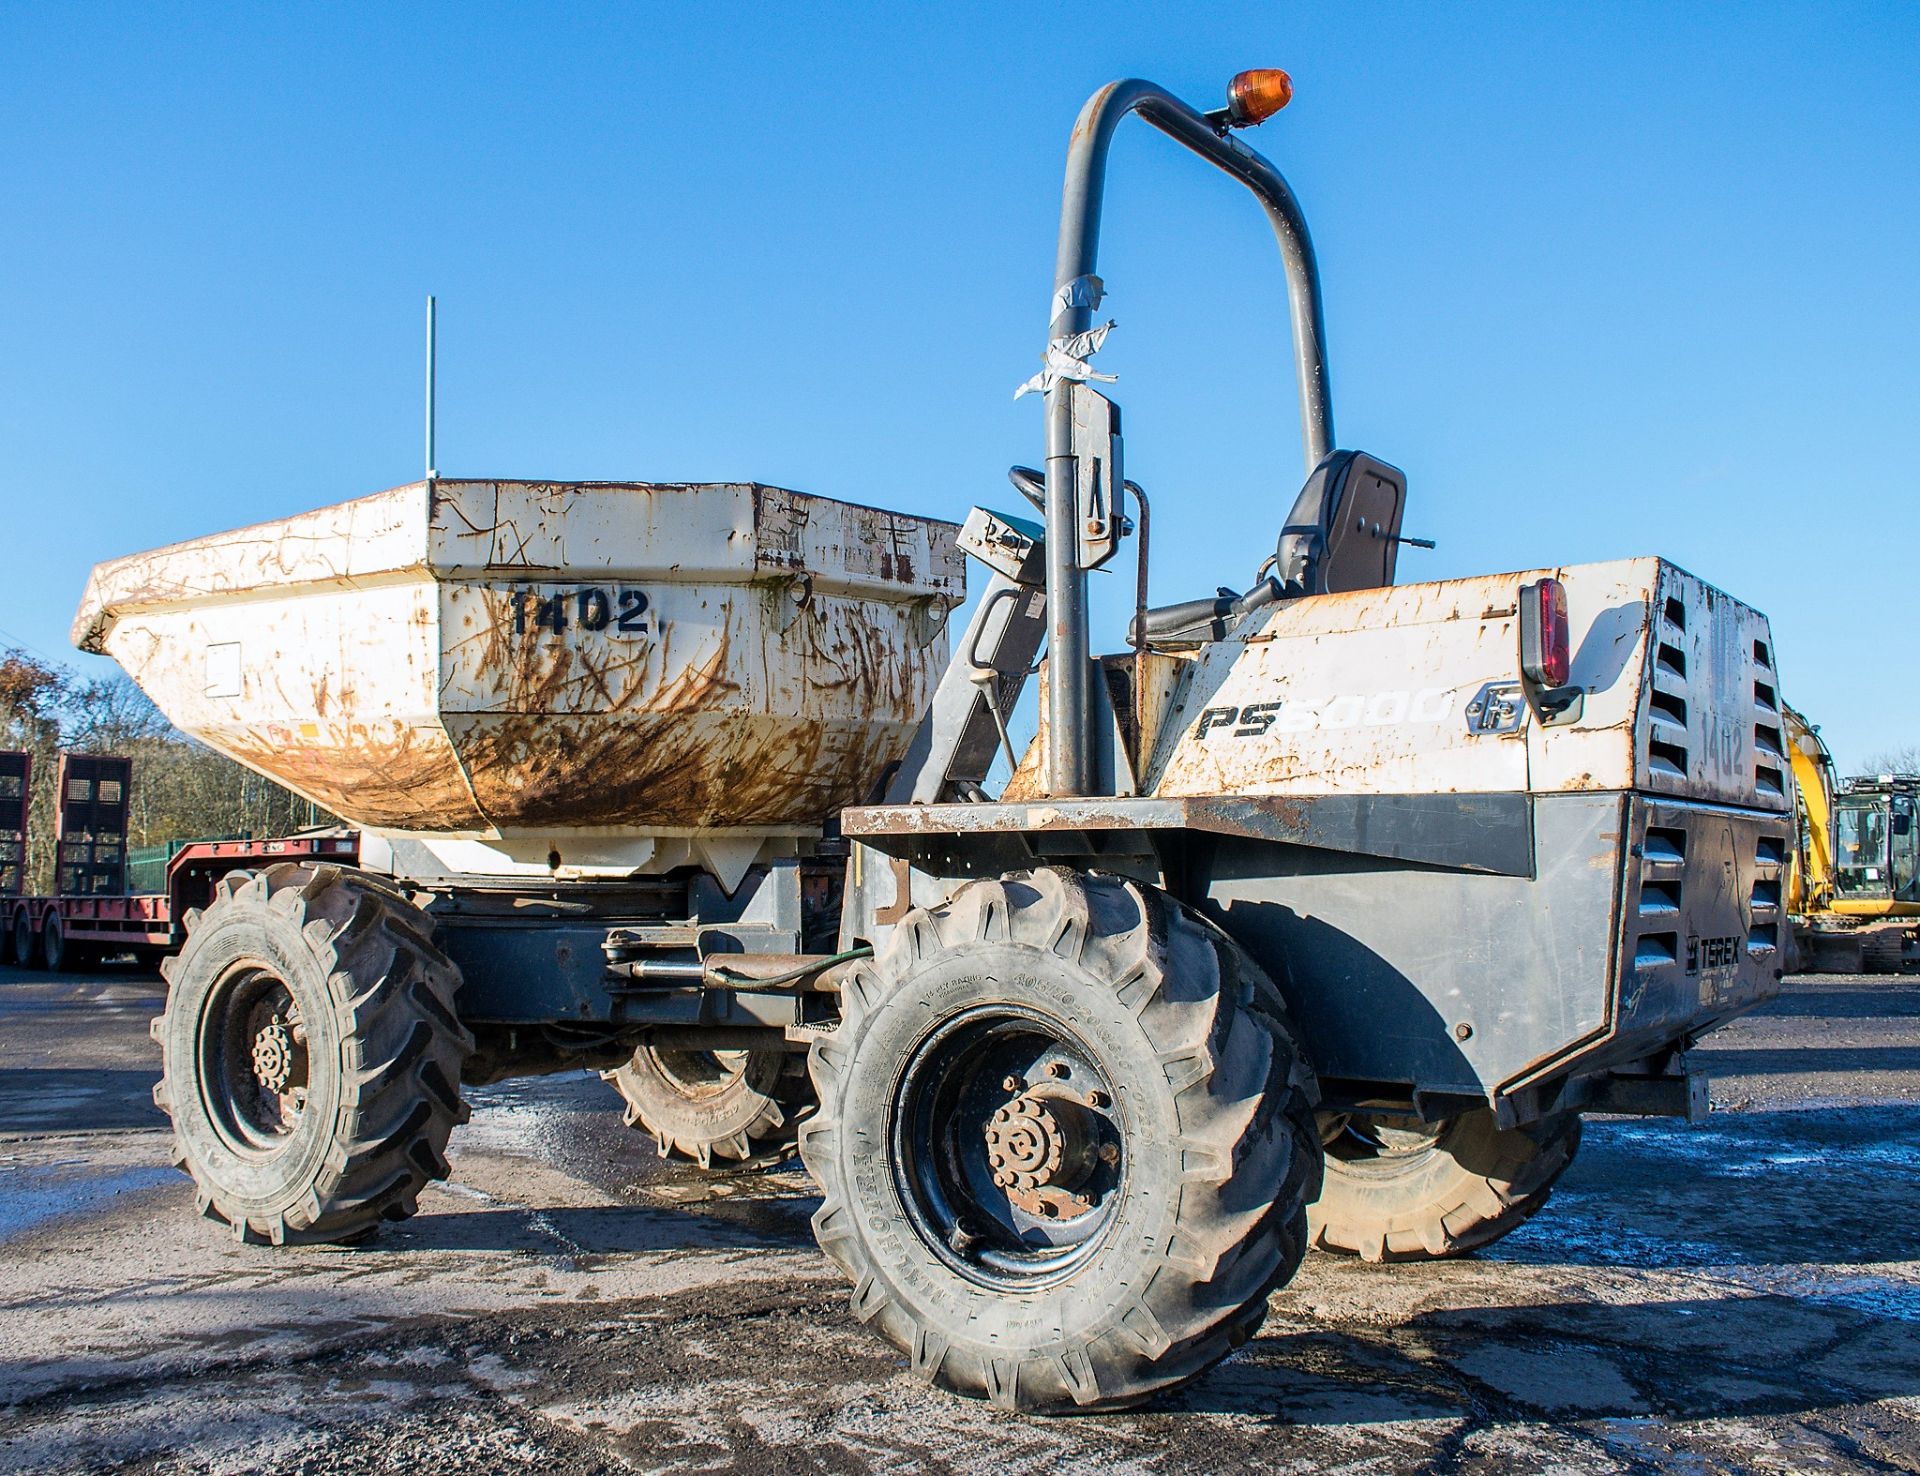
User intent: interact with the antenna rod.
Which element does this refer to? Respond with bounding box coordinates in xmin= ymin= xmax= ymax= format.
xmin=424 ymin=294 xmax=438 ymax=480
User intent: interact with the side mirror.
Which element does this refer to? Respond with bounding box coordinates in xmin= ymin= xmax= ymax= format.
xmin=1069 ymin=383 xmax=1126 ymax=570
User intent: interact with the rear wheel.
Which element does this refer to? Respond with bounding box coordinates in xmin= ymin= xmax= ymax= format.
xmin=153 ymin=863 xmax=473 ymax=1245
xmin=802 ymin=868 xmax=1320 ymax=1411
xmin=1309 ymin=1107 xmax=1581 ymax=1262
xmin=605 ymin=1045 xmax=809 ymax=1167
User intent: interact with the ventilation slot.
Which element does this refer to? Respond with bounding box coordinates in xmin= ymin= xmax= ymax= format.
xmin=1663 ymin=596 xmax=1687 ymax=631
xmin=1754 ymin=679 xmax=1778 ymax=713
xmin=1651 ymin=690 xmax=1689 ymax=730
xmin=1755 ymin=764 xmax=1785 ymax=797
xmin=1755 ymin=722 xmax=1784 ymax=758
xmin=1754 ymin=639 xmax=1772 ymax=669
xmin=1749 ymin=838 xmax=1782 ymax=954
xmin=1636 ymin=931 xmax=1679 ymax=967
xmin=1639 ymin=879 xmax=1683 ymax=916
xmin=1657 ymin=643 xmax=1688 ymax=681
xmin=1645 ymin=826 xmax=1687 ymax=864
xmin=1649 ymin=737 xmax=1690 ymax=779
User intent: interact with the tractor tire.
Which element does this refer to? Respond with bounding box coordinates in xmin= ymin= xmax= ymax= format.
xmin=605 ymin=1045 xmax=809 ymax=1167
xmin=801 ymin=868 xmax=1321 ymax=1412
xmin=1309 ymin=1107 xmax=1581 ymax=1262
xmin=152 ymin=863 xmax=473 ymax=1245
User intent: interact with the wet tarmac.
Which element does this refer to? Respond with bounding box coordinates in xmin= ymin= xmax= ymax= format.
xmin=1 ymin=961 xmax=1916 ymax=1473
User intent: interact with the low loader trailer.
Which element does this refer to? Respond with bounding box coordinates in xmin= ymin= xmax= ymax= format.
xmin=74 ymin=70 xmax=1791 ymax=1411
xmin=0 ymin=748 xmax=357 ymax=971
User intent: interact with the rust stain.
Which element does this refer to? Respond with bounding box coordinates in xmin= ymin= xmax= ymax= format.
xmin=220 ymin=720 xmax=488 ymax=831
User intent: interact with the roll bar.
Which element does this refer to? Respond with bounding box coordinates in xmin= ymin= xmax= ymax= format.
xmin=1041 ymin=77 xmax=1336 ymax=794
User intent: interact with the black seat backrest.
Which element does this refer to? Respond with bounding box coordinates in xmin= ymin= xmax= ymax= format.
xmin=1272 ymin=451 xmax=1408 ymax=597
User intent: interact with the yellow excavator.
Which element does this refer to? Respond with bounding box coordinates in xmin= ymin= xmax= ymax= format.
xmin=1785 ymin=705 xmax=1919 ymax=972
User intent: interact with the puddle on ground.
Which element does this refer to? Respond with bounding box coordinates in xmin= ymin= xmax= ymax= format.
xmin=0 ymin=1160 xmax=177 ymax=1242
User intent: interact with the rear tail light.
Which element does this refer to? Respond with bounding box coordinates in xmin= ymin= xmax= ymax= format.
xmin=1519 ymin=577 xmax=1571 ymax=688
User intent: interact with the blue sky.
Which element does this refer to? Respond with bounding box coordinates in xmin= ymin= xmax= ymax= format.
xmin=2 ymin=3 xmax=1915 ymax=769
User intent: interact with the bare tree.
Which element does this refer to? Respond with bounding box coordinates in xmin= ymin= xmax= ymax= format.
xmin=0 ymin=649 xmax=71 ymax=893
xmin=63 ymin=673 xmax=172 ymax=750
xmin=1860 ymin=744 xmax=1920 ymax=778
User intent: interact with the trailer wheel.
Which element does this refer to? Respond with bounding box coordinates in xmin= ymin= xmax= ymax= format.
xmin=152 ymin=863 xmax=473 ymax=1245
xmin=12 ymin=909 xmax=38 ymax=970
xmin=801 ymin=868 xmax=1320 ymax=1412
xmin=41 ymin=915 xmax=87 ymax=973
xmin=605 ymin=1046 xmax=807 ymax=1167
xmin=1309 ymin=1108 xmax=1581 ymax=1262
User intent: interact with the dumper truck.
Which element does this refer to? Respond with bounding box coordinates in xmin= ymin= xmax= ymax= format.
xmin=73 ymin=70 xmax=1791 ymax=1412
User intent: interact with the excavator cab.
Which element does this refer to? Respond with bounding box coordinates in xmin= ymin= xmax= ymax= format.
xmin=1834 ymin=781 xmax=1920 ymax=907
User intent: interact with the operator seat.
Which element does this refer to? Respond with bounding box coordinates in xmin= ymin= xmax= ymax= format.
xmin=1273 ymin=450 xmax=1408 ymax=597
xmin=1136 ymin=450 xmax=1409 ymax=645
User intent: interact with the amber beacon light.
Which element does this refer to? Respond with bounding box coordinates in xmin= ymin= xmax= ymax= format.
xmin=1225 ymin=69 xmax=1294 ymax=128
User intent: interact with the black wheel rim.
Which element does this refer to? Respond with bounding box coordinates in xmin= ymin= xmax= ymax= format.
xmin=199 ymin=963 xmax=311 ymax=1156
xmin=892 ymin=1005 xmax=1126 ymax=1290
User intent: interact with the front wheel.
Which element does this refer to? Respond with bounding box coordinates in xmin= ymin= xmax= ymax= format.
xmin=153 ymin=864 xmax=473 ymax=1245
xmin=12 ymin=909 xmax=39 ymax=970
xmin=1309 ymin=1108 xmax=1581 ymax=1262
xmin=604 ymin=1044 xmax=809 ymax=1167
xmin=802 ymin=869 xmax=1320 ymax=1412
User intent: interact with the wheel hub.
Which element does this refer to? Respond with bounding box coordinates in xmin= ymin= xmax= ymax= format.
xmin=250 ymin=1014 xmax=305 ymax=1097
xmin=985 ymin=1086 xmax=1101 ymax=1217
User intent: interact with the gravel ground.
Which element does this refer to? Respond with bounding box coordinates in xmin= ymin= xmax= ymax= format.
xmin=0 ymin=963 xmax=1915 ymax=1474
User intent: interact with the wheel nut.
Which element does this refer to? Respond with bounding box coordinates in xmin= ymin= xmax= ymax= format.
xmin=1086 ymin=1090 xmax=1110 ymax=1109
xmin=1046 ymin=1062 xmax=1070 ymax=1079
xmin=1002 ymin=1075 xmax=1025 ymax=1093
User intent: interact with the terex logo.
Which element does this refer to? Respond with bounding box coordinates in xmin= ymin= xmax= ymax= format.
xmin=1194 ymin=688 xmax=1455 ymax=740
xmin=1686 ymin=934 xmax=1740 ymax=975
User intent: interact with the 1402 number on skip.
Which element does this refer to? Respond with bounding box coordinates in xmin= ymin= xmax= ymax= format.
xmin=508 ymin=586 xmax=651 ymax=637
